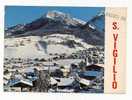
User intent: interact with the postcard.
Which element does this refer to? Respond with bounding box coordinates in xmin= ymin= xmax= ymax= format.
xmin=3 ymin=4 xmax=127 ymax=93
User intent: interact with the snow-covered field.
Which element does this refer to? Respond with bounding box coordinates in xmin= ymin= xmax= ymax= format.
xmin=4 ymin=34 xmax=94 ymax=58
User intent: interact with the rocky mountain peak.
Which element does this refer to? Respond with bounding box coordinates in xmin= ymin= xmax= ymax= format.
xmin=46 ymin=10 xmax=71 ymax=20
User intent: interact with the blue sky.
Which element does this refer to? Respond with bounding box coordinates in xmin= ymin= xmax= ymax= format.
xmin=5 ymin=6 xmax=104 ymax=27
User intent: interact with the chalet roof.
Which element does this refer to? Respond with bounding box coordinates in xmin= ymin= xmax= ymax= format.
xmin=85 ymin=64 xmax=104 ymax=70
xmin=79 ymin=78 xmax=90 ymax=86
xmin=82 ymin=71 xmax=101 ymax=77
xmin=8 ymin=79 xmax=33 ymax=87
xmin=56 ymin=77 xmax=74 ymax=86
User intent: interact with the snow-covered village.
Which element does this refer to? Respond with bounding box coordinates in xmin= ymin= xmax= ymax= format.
xmin=4 ymin=7 xmax=105 ymax=93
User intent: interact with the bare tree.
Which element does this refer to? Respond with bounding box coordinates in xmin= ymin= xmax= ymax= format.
xmin=32 ymin=70 xmax=50 ymax=92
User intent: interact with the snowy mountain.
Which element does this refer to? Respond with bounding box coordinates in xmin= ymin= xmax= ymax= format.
xmin=80 ymin=11 xmax=105 ymax=45
xmin=46 ymin=10 xmax=86 ymax=26
xmin=84 ymin=11 xmax=104 ymax=33
xmin=5 ymin=11 xmax=86 ymax=37
xmin=4 ymin=10 xmax=104 ymax=58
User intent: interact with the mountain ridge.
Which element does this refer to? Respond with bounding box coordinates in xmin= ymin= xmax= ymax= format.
xmin=5 ymin=10 xmax=104 ymax=46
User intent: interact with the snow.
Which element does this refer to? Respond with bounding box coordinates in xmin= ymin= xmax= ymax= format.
xmin=43 ymin=59 xmax=83 ymax=68
xmin=24 ymin=67 xmax=35 ymax=73
xmin=79 ymin=78 xmax=90 ymax=86
xmin=56 ymin=77 xmax=74 ymax=86
xmin=73 ymin=18 xmax=86 ymax=25
xmin=50 ymin=77 xmax=57 ymax=85
xmin=46 ymin=10 xmax=66 ymax=19
xmin=5 ymin=35 xmax=94 ymax=59
xmin=15 ymin=74 xmax=23 ymax=79
xmin=56 ymin=89 xmax=74 ymax=93
xmin=97 ymin=10 xmax=104 ymax=17
xmin=8 ymin=79 xmax=33 ymax=87
xmin=88 ymin=24 xmax=96 ymax=30
xmin=46 ymin=10 xmax=86 ymax=26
